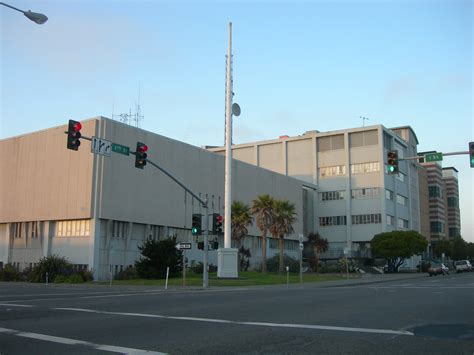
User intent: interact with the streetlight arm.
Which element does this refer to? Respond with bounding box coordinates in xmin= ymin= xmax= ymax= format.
xmin=0 ymin=2 xmax=48 ymax=24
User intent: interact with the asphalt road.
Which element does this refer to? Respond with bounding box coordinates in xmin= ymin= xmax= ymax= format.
xmin=0 ymin=272 xmax=473 ymax=354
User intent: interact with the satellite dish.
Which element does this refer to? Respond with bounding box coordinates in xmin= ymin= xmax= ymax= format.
xmin=232 ymin=103 xmax=241 ymax=117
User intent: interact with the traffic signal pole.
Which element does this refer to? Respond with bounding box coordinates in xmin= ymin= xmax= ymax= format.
xmin=146 ymin=158 xmax=209 ymax=288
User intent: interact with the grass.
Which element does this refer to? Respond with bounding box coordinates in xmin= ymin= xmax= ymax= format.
xmin=108 ymin=271 xmax=345 ymax=287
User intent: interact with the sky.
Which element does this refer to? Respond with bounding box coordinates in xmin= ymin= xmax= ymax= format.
xmin=1 ymin=0 xmax=472 ymax=241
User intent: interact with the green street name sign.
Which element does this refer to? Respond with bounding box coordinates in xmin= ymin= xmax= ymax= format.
xmin=112 ymin=143 xmax=130 ymax=156
xmin=425 ymin=152 xmax=443 ymax=162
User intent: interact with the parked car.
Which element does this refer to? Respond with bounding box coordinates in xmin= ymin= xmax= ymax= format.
xmin=428 ymin=262 xmax=449 ymax=276
xmin=454 ymin=260 xmax=472 ymax=273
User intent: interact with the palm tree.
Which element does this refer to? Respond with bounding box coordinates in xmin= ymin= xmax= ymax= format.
xmin=306 ymin=232 xmax=329 ymax=272
xmin=231 ymin=201 xmax=253 ymax=270
xmin=251 ymin=194 xmax=275 ymax=273
xmin=270 ymin=200 xmax=297 ymax=273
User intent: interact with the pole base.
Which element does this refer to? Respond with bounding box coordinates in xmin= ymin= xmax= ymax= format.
xmin=217 ymin=248 xmax=238 ymax=278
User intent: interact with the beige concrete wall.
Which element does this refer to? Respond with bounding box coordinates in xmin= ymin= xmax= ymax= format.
xmin=1 ymin=121 xmax=95 ymax=222
xmin=94 ymin=119 xmax=305 ymax=238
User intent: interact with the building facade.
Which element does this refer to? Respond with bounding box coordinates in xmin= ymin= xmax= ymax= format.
xmin=442 ymin=167 xmax=461 ymax=240
xmin=209 ymin=125 xmax=422 ymax=259
xmin=0 ymin=117 xmax=311 ymax=280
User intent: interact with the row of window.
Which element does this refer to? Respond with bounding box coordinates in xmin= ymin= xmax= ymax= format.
xmin=56 ymin=220 xmax=90 ymax=237
xmin=429 ymin=186 xmax=443 ymax=199
xmin=320 ymin=188 xmax=407 ymax=205
xmin=10 ymin=222 xmax=41 ymax=239
xmin=320 ymin=214 xmax=409 ymax=228
xmin=317 ymin=130 xmax=380 ymax=152
xmin=319 ymin=162 xmax=381 ymax=178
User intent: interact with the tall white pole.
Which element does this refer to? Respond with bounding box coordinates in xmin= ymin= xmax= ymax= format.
xmin=224 ymin=22 xmax=233 ymax=249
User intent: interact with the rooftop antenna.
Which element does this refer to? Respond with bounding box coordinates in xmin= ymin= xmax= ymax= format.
xmin=360 ymin=116 xmax=369 ymax=127
xmin=111 ymin=85 xmax=144 ymax=128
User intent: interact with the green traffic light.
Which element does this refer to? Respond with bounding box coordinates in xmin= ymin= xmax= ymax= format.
xmin=388 ymin=165 xmax=395 ymax=173
xmin=192 ymin=227 xmax=198 ymax=235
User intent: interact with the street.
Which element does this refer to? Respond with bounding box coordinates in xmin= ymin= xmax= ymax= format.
xmin=0 ymin=273 xmax=473 ymax=354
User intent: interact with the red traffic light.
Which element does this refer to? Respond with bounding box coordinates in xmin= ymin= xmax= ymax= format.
xmin=138 ymin=144 xmax=148 ymax=153
xmin=72 ymin=122 xmax=82 ymax=131
xmin=217 ymin=215 xmax=223 ymax=223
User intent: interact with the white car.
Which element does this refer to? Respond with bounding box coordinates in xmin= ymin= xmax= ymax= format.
xmin=454 ymin=260 xmax=472 ymax=273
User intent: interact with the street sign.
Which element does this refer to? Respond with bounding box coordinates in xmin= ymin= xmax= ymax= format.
xmin=299 ymin=243 xmax=304 ymax=250
xmin=176 ymin=242 xmax=192 ymax=250
xmin=112 ymin=143 xmax=130 ymax=156
xmin=299 ymin=234 xmax=304 ymax=243
xmin=91 ymin=136 xmax=111 ymax=157
xmin=425 ymin=152 xmax=443 ymax=162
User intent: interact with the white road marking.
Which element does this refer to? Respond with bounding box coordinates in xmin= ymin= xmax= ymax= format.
xmin=0 ymin=303 xmax=34 ymax=307
xmin=1 ymin=287 xmax=249 ymax=304
xmin=55 ymin=307 xmax=414 ymax=337
xmin=0 ymin=327 xmax=166 ymax=354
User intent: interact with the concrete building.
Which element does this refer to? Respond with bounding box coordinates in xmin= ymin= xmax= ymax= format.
xmin=0 ymin=117 xmax=312 ymax=280
xmin=209 ymin=125 xmax=422 ymax=259
xmin=442 ymin=167 xmax=461 ymax=240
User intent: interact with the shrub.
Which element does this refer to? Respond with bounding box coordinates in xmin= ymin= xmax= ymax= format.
xmin=114 ymin=266 xmax=138 ymax=280
xmin=266 ymin=254 xmax=300 ymax=273
xmin=135 ymin=238 xmax=182 ymax=279
xmin=189 ymin=262 xmax=217 ymax=274
xmin=0 ymin=264 xmax=21 ymax=281
xmin=28 ymin=255 xmax=73 ymax=283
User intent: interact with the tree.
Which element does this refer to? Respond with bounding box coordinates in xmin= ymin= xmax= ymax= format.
xmin=135 ymin=238 xmax=182 ymax=279
xmin=231 ymin=200 xmax=253 ymax=271
xmin=270 ymin=199 xmax=297 ymax=273
xmin=371 ymin=231 xmax=427 ymax=273
xmin=304 ymin=232 xmax=329 ymax=272
xmin=452 ymin=237 xmax=468 ymax=260
xmin=251 ymin=194 xmax=275 ymax=273
xmin=434 ymin=240 xmax=452 ymax=259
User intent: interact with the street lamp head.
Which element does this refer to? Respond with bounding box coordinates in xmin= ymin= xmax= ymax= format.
xmin=23 ymin=10 xmax=48 ymax=24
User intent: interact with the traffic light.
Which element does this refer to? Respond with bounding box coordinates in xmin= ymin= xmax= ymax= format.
xmin=192 ymin=214 xmax=202 ymax=236
xmin=469 ymin=142 xmax=474 ymax=168
xmin=387 ymin=150 xmax=399 ymax=174
xmin=66 ymin=120 xmax=82 ymax=151
xmin=135 ymin=142 xmax=148 ymax=169
xmin=212 ymin=213 xmax=223 ymax=234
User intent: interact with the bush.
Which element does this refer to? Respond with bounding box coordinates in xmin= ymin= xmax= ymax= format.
xmin=28 ymin=255 xmax=73 ymax=283
xmin=0 ymin=264 xmax=21 ymax=281
xmin=189 ymin=262 xmax=217 ymax=274
xmin=114 ymin=266 xmax=138 ymax=280
xmin=135 ymin=238 xmax=182 ymax=279
xmin=266 ymin=254 xmax=300 ymax=273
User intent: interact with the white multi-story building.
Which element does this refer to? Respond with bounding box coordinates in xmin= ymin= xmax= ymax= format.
xmin=209 ymin=125 xmax=422 ymax=259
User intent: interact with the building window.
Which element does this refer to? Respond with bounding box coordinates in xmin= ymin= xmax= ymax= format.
xmin=113 ymin=221 xmax=129 ymax=238
xmin=320 ymin=190 xmax=345 ymax=201
xmin=350 ymin=162 xmax=380 ymax=174
xmin=396 ymin=172 xmax=406 ymax=182
xmin=318 ymin=134 xmax=345 ymax=151
xmin=385 ymin=189 xmax=393 ymax=200
xmin=56 ymin=220 xmax=90 ymax=237
xmin=428 ymin=186 xmax=443 ymax=198
xmin=10 ymin=223 xmax=23 ymax=239
xmin=386 ymin=215 xmax=394 ymax=225
xmin=398 ymin=218 xmax=409 ymax=229
xmin=350 ymin=130 xmax=379 ymax=148
xmin=284 ymin=240 xmax=298 ymax=251
xmin=449 ymin=228 xmax=460 ymax=238
xmin=351 ymin=188 xmax=380 ymax=199
xmin=352 ymin=214 xmax=381 ymax=225
xmin=319 ymin=165 xmax=346 ymax=178
xmin=447 ymin=197 xmax=459 ymax=208
xmin=396 ymin=194 xmax=408 ymax=206
xmin=430 ymin=221 xmax=444 ymax=233
xmin=31 ymin=222 xmax=40 ymax=239
xmin=319 ymin=216 xmax=347 ymax=226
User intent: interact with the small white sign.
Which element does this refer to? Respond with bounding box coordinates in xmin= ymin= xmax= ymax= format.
xmin=176 ymin=242 xmax=192 ymax=250
xmin=299 ymin=234 xmax=304 ymax=242
xmin=91 ymin=136 xmax=112 ymax=157
xmin=299 ymin=243 xmax=304 ymax=250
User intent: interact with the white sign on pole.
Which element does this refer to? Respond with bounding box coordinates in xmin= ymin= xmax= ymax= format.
xmin=176 ymin=242 xmax=192 ymax=250
xmin=299 ymin=243 xmax=304 ymax=250
xmin=91 ymin=136 xmax=112 ymax=157
xmin=299 ymin=234 xmax=304 ymax=243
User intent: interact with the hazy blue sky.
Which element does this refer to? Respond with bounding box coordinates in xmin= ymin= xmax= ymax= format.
xmin=1 ymin=0 xmax=472 ymax=241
